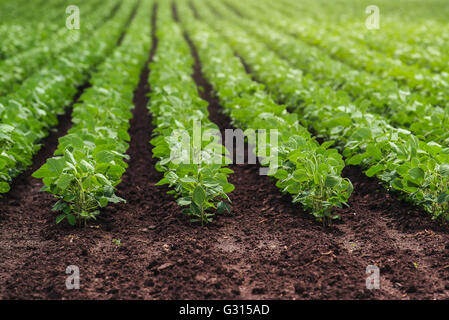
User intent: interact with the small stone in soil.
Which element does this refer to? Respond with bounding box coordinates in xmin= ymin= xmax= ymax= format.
xmin=157 ymin=262 xmax=174 ymax=271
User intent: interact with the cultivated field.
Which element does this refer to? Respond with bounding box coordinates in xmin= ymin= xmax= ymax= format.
xmin=1 ymin=0 xmax=449 ymax=299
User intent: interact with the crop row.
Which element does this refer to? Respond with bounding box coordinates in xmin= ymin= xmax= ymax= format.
xmin=148 ymin=1 xmax=233 ymax=225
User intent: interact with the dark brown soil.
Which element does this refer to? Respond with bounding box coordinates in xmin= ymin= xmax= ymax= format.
xmin=0 ymin=4 xmax=449 ymax=300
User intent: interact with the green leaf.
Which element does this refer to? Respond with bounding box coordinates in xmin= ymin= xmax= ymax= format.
xmin=324 ymin=175 xmax=340 ymax=188
xmin=351 ymin=127 xmax=371 ymax=140
xmin=165 ymin=171 xmax=179 ymax=184
xmin=437 ymin=192 xmax=449 ymax=204
xmin=32 ymin=164 xmax=53 ymax=178
xmin=155 ymin=178 xmax=169 ymax=186
xmin=95 ymin=150 xmax=115 ymax=164
xmin=192 ymin=186 xmax=206 ymax=206
xmin=190 ymin=202 xmax=201 ymax=215
xmin=408 ymin=167 xmax=424 ymax=181
xmin=0 ymin=181 xmax=10 ymax=193
xmin=52 ymin=200 xmax=70 ymax=213
xmin=98 ymin=197 xmax=108 ymax=208
xmin=56 ymin=174 xmax=74 ymax=190
xmin=220 ymin=168 xmax=234 ymax=174
xmin=66 ymin=214 xmax=76 ymax=226
xmin=79 ymin=160 xmax=95 ymax=173
xmin=391 ymin=179 xmax=404 ymax=190
xmin=56 ymin=214 xmax=66 ymax=224
xmin=104 ymin=185 xmax=114 ymax=197
xmin=217 ymin=201 xmax=231 ymax=214
xmin=438 ymin=164 xmax=449 ymax=177
xmin=274 ymin=169 xmax=288 ymax=180
xmin=223 ymin=183 xmax=235 ymax=193
xmin=293 ymin=169 xmax=309 ymax=182
xmin=366 ymin=144 xmax=382 ymax=160
xmin=180 ymin=176 xmax=196 ymax=183
xmin=59 ymin=134 xmax=84 ymax=150
xmin=365 ymin=164 xmax=385 ymax=177
xmin=0 ymin=124 xmax=14 ymax=133
xmin=64 ymin=150 xmax=77 ymax=165
xmin=321 ymin=140 xmax=335 ymax=149
xmin=285 ymin=183 xmax=301 ymax=194
xmin=107 ymin=165 xmax=125 ymax=178
xmin=177 ymin=197 xmax=192 ymax=206
xmin=47 ymin=158 xmax=65 ymax=175
xmin=107 ymin=194 xmax=124 ymax=204
xmin=346 ymin=154 xmax=364 ymax=165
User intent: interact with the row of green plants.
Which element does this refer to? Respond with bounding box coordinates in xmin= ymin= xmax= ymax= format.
xmin=0 ymin=0 xmax=118 ymax=96
xmin=148 ymin=1 xmax=233 ymax=225
xmin=178 ymin=1 xmax=353 ymax=224
xmin=32 ymin=0 xmax=152 ymax=226
xmin=196 ymin=1 xmax=449 ymax=220
xmin=0 ymin=0 xmax=137 ymax=195
xmin=212 ymin=0 xmax=449 ymax=146
xmin=228 ymin=0 xmax=449 ymax=105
